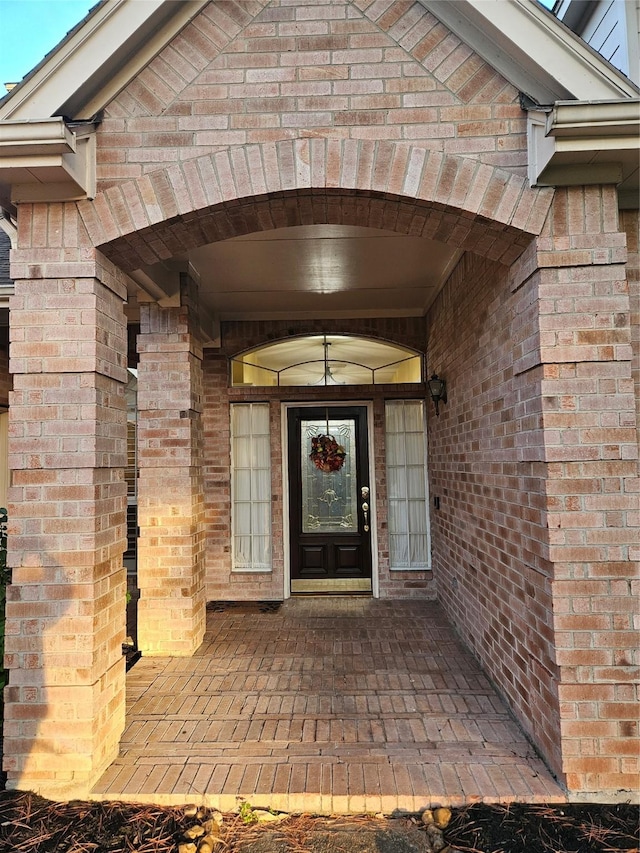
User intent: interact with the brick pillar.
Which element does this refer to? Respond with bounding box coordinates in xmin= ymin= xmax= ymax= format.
xmin=536 ymin=186 xmax=639 ymax=797
xmin=136 ymin=276 xmax=206 ymax=655
xmin=4 ymin=249 xmax=128 ymax=798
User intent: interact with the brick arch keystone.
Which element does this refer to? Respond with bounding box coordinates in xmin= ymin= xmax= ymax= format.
xmin=77 ymin=139 xmax=554 ymax=271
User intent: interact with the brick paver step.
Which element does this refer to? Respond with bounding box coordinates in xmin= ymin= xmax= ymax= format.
xmin=92 ymin=599 xmax=565 ymax=812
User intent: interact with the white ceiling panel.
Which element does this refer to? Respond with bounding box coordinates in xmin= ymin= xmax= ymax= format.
xmin=182 ymin=225 xmax=461 ymax=320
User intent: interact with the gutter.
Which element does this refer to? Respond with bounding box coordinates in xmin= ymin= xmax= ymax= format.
xmin=527 ymin=98 xmax=640 ymax=207
xmin=549 ymin=99 xmax=640 ymax=136
xmin=0 ymin=116 xmax=98 ymax=206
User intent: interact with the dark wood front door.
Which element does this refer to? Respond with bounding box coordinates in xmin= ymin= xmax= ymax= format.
xmin=288 ymin=406 xmax=372 ymax=594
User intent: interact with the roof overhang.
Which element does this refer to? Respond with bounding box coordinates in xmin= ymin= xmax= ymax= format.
xmin=528 ymin=99 xmax=640 ymax=208
xmin=0 ymin=0 xmax=207 ymax=209
xmin=422 ymin=0 xmax=639 ymax=103
xmin=0 ymin=0 xmax=210 ymax=122
xmin=0 ymin=0 xmax=638 ymax=214
xmin=0 ymin=117 xmax=96 ymax=204
xmin=2 ymin=0 xmax=636 ymax=122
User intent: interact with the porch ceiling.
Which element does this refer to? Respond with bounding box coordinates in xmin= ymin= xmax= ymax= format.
xmin=175 ymin=225 xmax=463 ymax=321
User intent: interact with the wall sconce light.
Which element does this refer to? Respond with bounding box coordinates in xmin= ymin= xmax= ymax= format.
xmin=428 ymin=373 xmax=447 ymax=416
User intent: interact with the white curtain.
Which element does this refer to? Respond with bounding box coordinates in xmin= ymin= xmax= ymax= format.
xmin=385 ymin=400 xmax=430 ymax=569
xmin=231 ymin=403 xmax=271 ymax=571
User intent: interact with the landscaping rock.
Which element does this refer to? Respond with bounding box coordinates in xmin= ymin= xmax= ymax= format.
xmin=425 ymin=823 xmax=446 ymax=852
xmin=202 ymin=818 xmax=222 ymax=835
xmin=199 ymin=835 xmax=223 ymax=853
xmin=183 ymin=824 xmax=206 ymax=840
xmin=253 ymin=809 xmax=289 ymax=823
xmin=433 ymin=808 xmax=452 ymax=829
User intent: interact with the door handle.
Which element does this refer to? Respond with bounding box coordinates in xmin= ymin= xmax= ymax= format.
xmin=361 ymin=486 xmax=370 ymax=531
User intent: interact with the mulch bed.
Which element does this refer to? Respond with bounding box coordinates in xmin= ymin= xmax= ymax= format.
xmin=0 ymin=790 xmax=637 ymax=853
xmin=445 ymin=802 xmax=638 ymax=852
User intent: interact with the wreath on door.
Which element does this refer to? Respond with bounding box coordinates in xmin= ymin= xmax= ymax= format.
xmin=310 ymin=434 xmax=346 ymax=473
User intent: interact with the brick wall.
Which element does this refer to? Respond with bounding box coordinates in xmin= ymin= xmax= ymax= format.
xmin=621 ymin=210 xmax=639 ymax=452
xmin=536 ymin=187 xmax=638 ymax=797
xmin=425 ymin=249 xmax=563 ymax=775
xmin=4 ymin=247 xmax=128 ymax=796
xmin=203 ymin=316 xmax=435 ymax=601
xmin=427 ymin=189 xmax=639 ymax=796
xmin=2 ymin=0 xmax=635 ymax=803
xmin=0 ymin=343 xmax=9 ymax=509
xmin=136 ymin=279 xmax=207 ymax=656
xmin=96 ymin=0 xmax=527 ymax=191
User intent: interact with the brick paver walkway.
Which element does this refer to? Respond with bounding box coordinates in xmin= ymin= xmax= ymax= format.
xmin=92 ymin=598 xmax=566 ymax=813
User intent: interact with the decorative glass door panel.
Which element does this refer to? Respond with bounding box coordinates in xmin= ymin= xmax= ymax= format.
xmin=288 ymin=407 xmax=372 ymax=591
xmin=301 ymin=418 xmax=358 ymax=534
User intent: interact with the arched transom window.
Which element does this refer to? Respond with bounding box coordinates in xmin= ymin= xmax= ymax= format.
xmin=231 ymin=335 xmax=423 ymax=387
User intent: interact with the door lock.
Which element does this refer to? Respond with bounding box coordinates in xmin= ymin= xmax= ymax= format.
xmin=361 ymin=487 xmax=370 ymax=532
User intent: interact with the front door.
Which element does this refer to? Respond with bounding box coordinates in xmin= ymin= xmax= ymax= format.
xmin=288 ymin=406 xmax=372 ymax=594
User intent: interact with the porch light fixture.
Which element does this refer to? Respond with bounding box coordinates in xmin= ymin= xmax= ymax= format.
xmin=314 ymin=336 xmax=344 ymax=386
xmin=428 ymin=374 xmax=447 ymax=416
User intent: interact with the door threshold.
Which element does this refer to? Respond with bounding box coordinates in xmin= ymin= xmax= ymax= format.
xmin=291 ymin=578 xmax=372 ymax=594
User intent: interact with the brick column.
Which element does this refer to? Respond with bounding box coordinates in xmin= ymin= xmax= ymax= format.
xmin=136 ymin=276 xmax=206 ymax=655
xmin=536 ymin=186 xmax=639 ymax=797
xmin=4 ymin=246 xmax=128 ymax=798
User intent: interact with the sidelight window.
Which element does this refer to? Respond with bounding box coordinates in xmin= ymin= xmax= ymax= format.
xmin=385 ymin=400 xmax=430 ymax=570
xmin=231 ymin=403 xmax=272 ymax=571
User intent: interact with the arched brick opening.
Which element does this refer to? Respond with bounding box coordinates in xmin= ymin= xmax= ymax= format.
xmin=80 ymin=140 xmax=553 ymax=270
xmin=5 ymin=134 xmax=635 ymax=803
xmin=71 ymin=140 xmax=567 ymax=784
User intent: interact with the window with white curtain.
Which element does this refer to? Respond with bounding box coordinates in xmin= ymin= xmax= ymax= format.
xmin=231 ymin=403 xmax=272 ymax=571
xmin=385 ymin=400 xmax=430 ymax=570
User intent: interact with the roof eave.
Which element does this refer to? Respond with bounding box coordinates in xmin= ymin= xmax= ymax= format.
xmin=528 ymin=99 xmax=640 ymax=208
xmin=0 ymin=0 xmax=210 ymax=122
xmin=421 ymin=0 xmax=639 ymax=103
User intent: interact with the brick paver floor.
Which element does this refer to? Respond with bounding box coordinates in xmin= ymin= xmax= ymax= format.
xmin=92 ymin=598 xmax=566 ymax=813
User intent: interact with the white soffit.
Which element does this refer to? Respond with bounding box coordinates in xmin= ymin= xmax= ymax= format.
xmin=422 ymin=0 xmax=639 ymax=103
xmin=0 ymin=0 xmax=210 ymax=121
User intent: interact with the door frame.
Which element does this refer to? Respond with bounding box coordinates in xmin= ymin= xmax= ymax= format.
xmin=281 ymin=400 xmax=379 ymax=599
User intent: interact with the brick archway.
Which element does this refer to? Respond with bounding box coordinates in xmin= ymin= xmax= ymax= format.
xmin=77 ymin=139 xmax=553 ymax=265
xmin=8 ymin=130 xmax=635 ymax=802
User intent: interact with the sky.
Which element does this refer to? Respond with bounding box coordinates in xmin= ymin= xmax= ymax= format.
xmin=0 ymin=0 xmax=96 ymax=87
xmin=0 ymin=0 xmax=558 ymax=90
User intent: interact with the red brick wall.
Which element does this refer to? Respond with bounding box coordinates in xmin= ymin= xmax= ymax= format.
xmin=622 ymin=210 xmax=639 ymax=457
xmin=4 ymin=251 xmax=128 ymax=795
xmin=4 ymin=0 xmax=636 ymax=801
xmin=536 ymin=187 xmax=638 ymax=796
xmin=428 ymin=191 xmax=639 ymax=794
xmin=136 ymin=286 xmax=207 ymax=655
xmin=202 ymin=316 xmax=435 ymax=601
xmin=96 ymin=0 xmax=526 ymax=191
xmin=425 ymin=249 xmax=563 ymax=775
